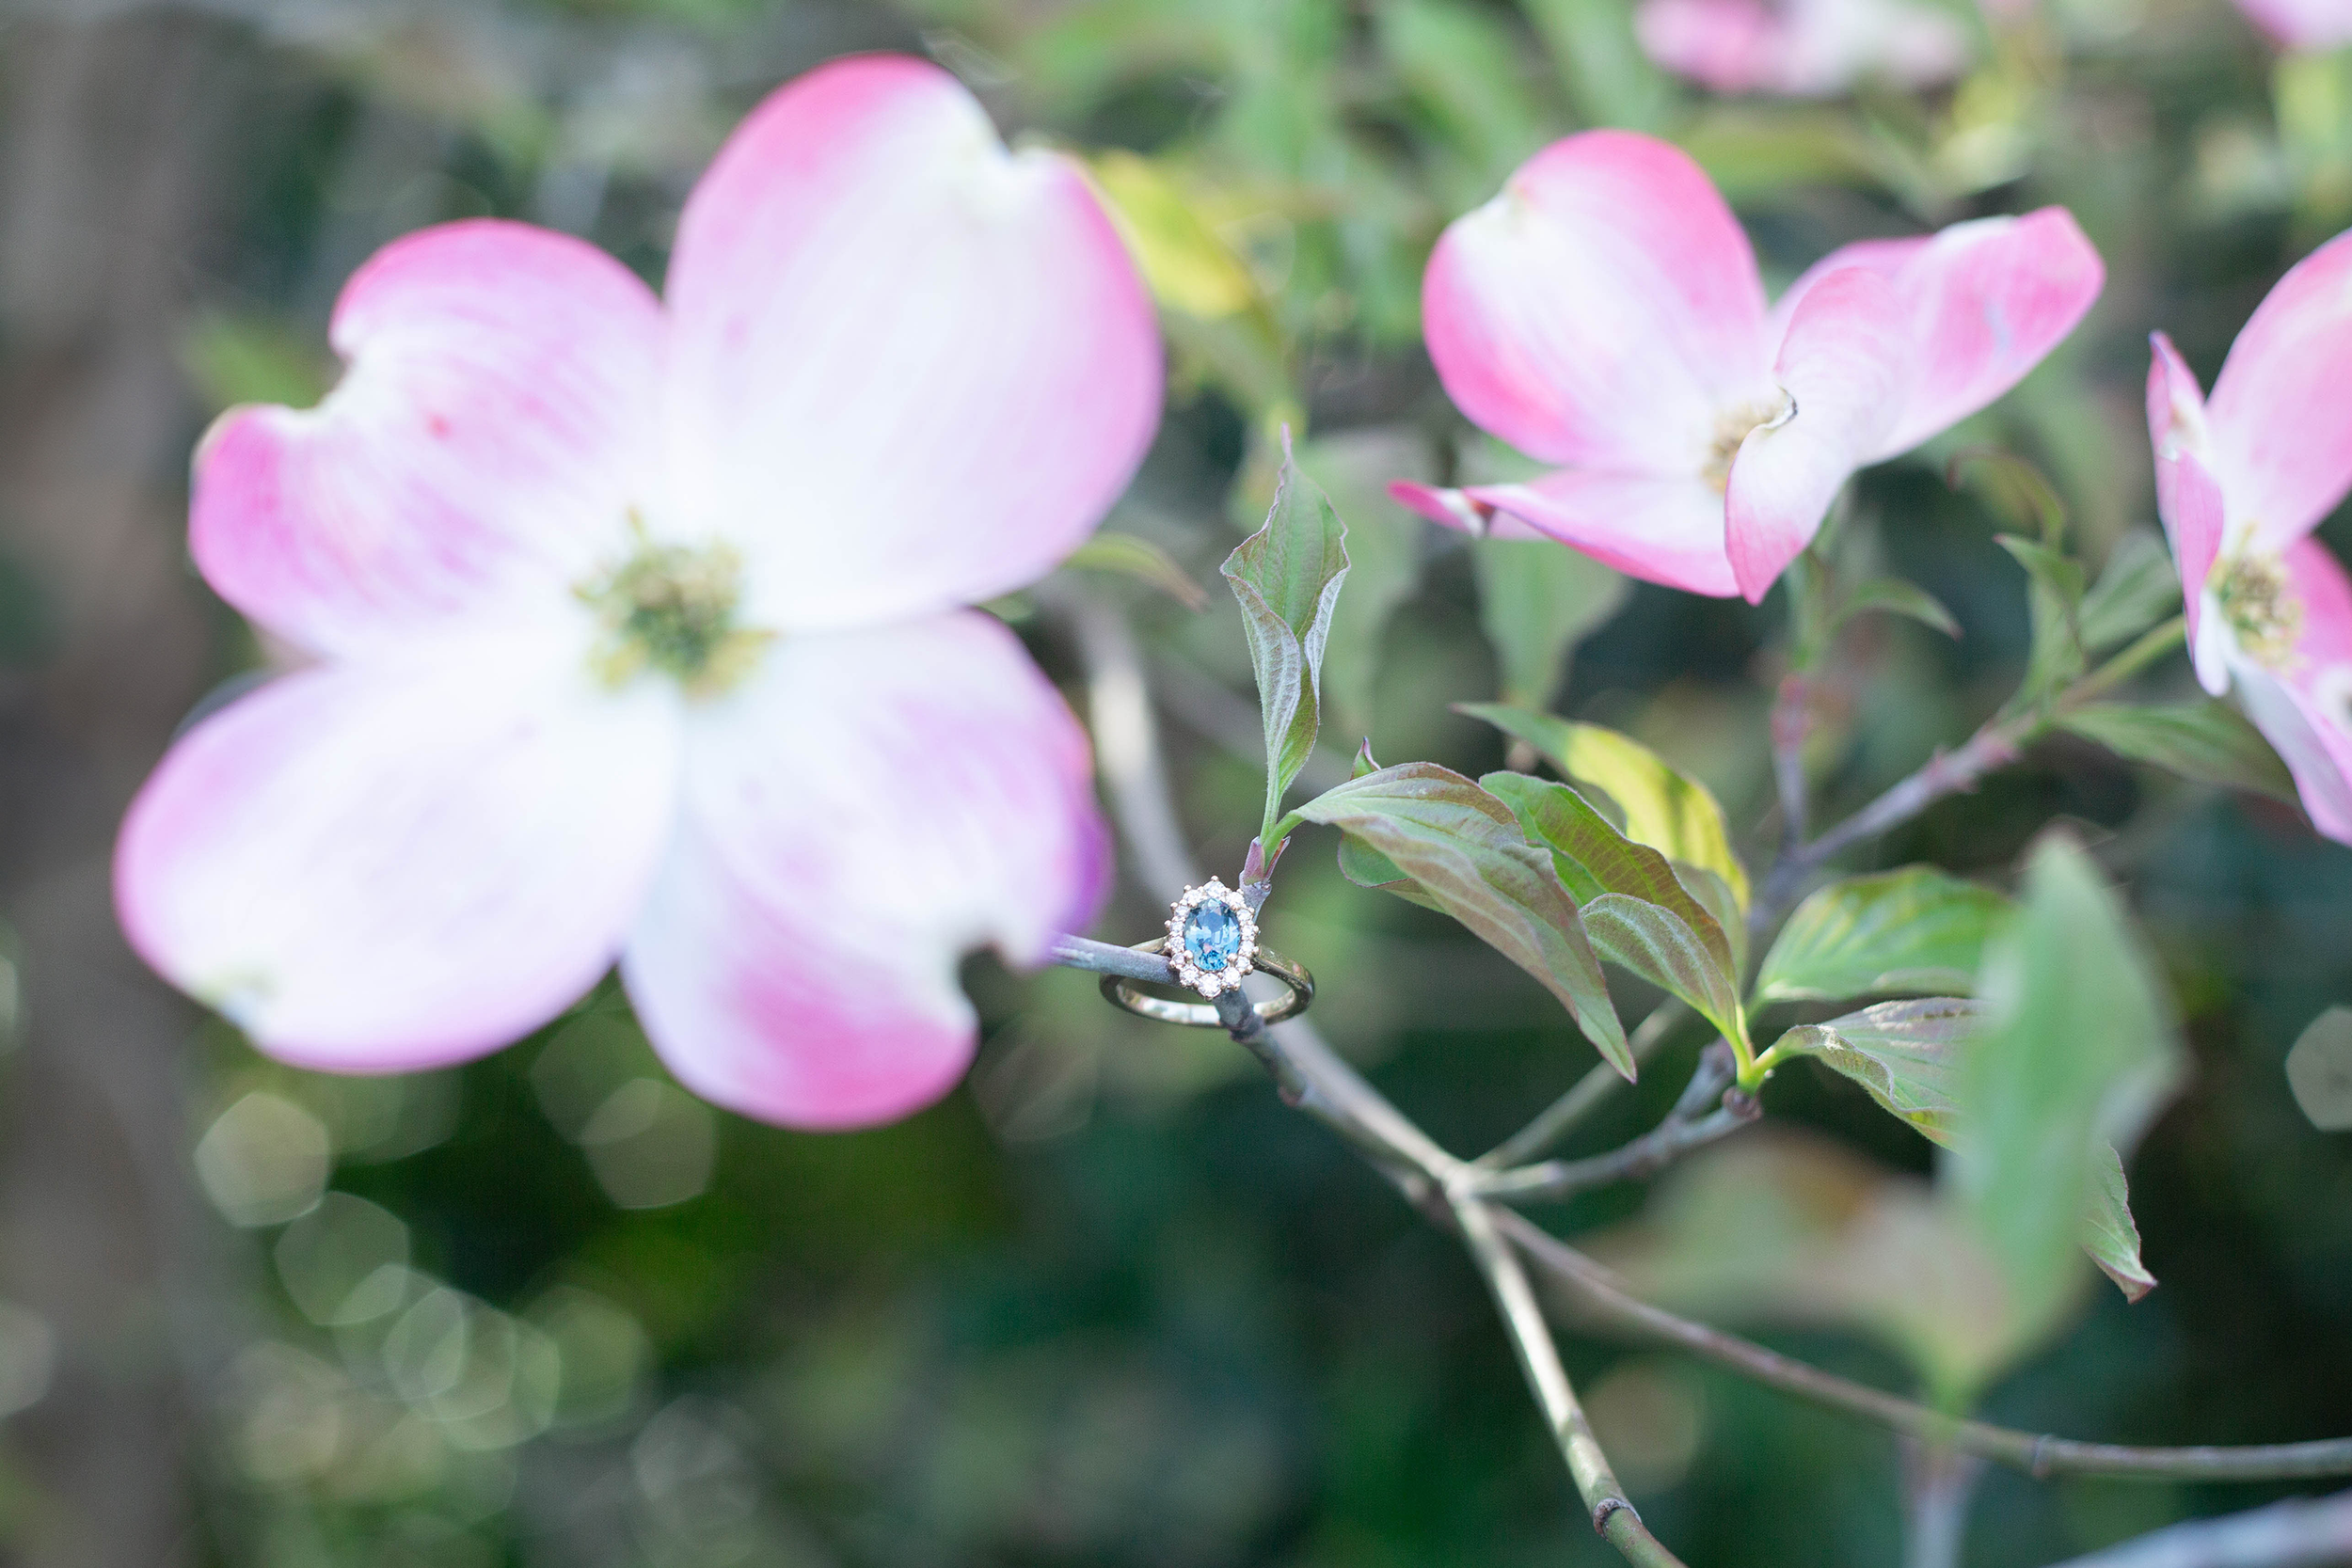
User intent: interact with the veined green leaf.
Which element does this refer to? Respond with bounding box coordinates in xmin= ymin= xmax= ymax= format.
xmin=2082 ymin=1142 xmax=2155 ymax=1303
xmin=1289 ymin=763 xmax=1631 ymax=1074
xmin=1298 ymin=433 xmax=1428 ymax=737
xmin=1335 ymin=833 xmax=1442 ymax=912
xmin=2075 ymin=530 xmax=2183 ymax=655
xmin=1458 ymin=705 xmax=1750 ymax=908
xmin=1775 ymin=996 xmax=2160 ymax=1304
xmin=2059 ymin=700 xmax=2297 ymax=801
xmin=1483 ymin=771 xmax=1742 ymax=1039
xmin=1677 ymin=862 xmax=1749 ymax=982
xmin=1472 ymin=537 xmax=1628 ymax=710
xmin=1777 ymin=997 xmax=1982 ymax=1145
xmin=1223 ymin=442 xmax=1352 ymax=849
xmin=1950 ymin=832 xmax=2185 ymax=1342
xmin=1754 ymin=867 xmax=2012 ymax=1005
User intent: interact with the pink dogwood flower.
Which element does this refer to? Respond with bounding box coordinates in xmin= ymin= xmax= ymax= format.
xmin=2148 ymin=230 xmax=2352 ymax=844
xmin=1392 ymin=131 xmax=2105 ymax=604
xmin=1635 ymin=0 xmax=1974 ymax=99
xmin=114 ymin=55 xmax=1162 ymax=1127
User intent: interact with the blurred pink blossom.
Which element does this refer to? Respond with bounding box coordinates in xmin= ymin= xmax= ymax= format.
xmin=2231 ymin=0 xmax=2352 ymax=49
xmin=1636 ymin=0 xmax=1977 ymax=98
xmin=114 ymin=55 xmax=1162 ymax=1128
xmin=2148 ymin=231 xmax=2352 ymax=843
xmin=1393 ymin=132 xmax=2103 ymax=603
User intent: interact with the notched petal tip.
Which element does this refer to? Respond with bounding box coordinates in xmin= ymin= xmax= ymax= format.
xmin=1389 ymin=480 xmax=1496 ymax=534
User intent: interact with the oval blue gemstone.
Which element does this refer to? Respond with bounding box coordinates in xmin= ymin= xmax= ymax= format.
xmin=1183 ymin=901 xmax=1243 ymax=972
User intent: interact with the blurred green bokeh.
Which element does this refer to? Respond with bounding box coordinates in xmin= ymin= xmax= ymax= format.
xmin=3 ymin=1 xmax=2352 ymax=1564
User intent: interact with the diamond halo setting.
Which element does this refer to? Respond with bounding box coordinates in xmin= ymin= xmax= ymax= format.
xmin=1165 ymin=879 xmax=1260 ymax=998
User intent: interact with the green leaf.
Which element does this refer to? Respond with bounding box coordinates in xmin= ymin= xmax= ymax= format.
xmin=1297 ymin=433 xmax=1429 ymax=736
xmin=1833 ymin=577 xmax=1961 ymax=640
xmin=1775 ymin=996 xmax=2160 ymax=1304
xmin=1289 ymin=763 xmax=1631 ymax=1073
xmin=1087 ymin=150 xmax=1267 ymax=321
xmin=1458 ymin=705 xmax=1750 ymax=908
xmin=1335 ymin=834 xmax=1442 ymax=912
xmin=1677 ymin=862 xmax=1750 ymax=982
xmin=2075 ymin=530 xmax=2183 ymax=655
xmin=2058 ymin=700 xmax=2298 ymax=801
xmin=1223 ymin=440 xmax=1352 ymax=848
xmin=1482 ymin=772 xmax=1742 ymax=1040
xmin=1754 ymin=868 xmax=2012 ymax=1005
xmin=1059 ymin=531 xmax=1209 ymax=611
xmin=1777 ymin=997 xmax=1984 ymax=1146
xmin=1996 ymin=534 xmax=2088 ymax=704
xmin=2081 ymin=1142 xmax=2155 ymax=1303
xmin=1471 ymin=536 xmax=1629 ymax=709
xmin=1950 ymin=832 xmax=2186 ymax=1342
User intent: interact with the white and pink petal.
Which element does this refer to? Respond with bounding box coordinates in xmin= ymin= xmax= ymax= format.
xmin=1412 ymin=469 xmax=1741 ymax=596
xmin=2231 ymin=539 xmax=2352 ymax=844
xmin=1770 ymin=209 xmax=2105 ymax=462
xmin=2146 ymin=332 xmax=2233 ymax=694
xmin=1725 ymin=266 xmax=1909 ymax=602
xmin=1421 ymin=130 xmax=1774 ymax=474
xmin=621 ymin=611 xmax=1109 ymax=1130
xmin=192 ymin=220 xmax=664 ymax=663
xmin=662 ymin=55 xmax=1161 ymax=631
xmin=2202 ymin=230 xmax=2352 ymax=551
xmin=115 ymin=646 xmax=682 ymax=1072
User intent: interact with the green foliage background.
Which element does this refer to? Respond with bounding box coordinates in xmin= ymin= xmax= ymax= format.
xmin=4 ymin=0 xmax=2352 ymax=1563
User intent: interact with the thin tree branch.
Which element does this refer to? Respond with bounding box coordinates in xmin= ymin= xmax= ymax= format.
xmin=1451 ymin=1193 xmax=1690 ymax=1568
xmin=1746 ymin=615 xmax=2189 ymax=935
xmin=1476 ymin=1001 xmax=1691 ymax=1170
xmin=1472 ymin=1044 xmax=1756 ymax=1203
xmin=1496 ymin=1211 xmax=2352 ymax=1483
xmin=1751 ymin=720 xmax=2026 ymax=934
xmin=2038 ymin=1490 xmax=2352 ymax=1568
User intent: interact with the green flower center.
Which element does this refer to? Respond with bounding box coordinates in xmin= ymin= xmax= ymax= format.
xmin=578 ymin=530 xmax=771 ymax=697
xmin=2212 ymin=548 xmax=2302 ymax=668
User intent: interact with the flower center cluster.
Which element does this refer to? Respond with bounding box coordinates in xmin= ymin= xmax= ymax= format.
xmin=1701 ymin=393 xmax=1797 ymax=493
xmin=2212 ymin=548 xmax=2302 ymax=668
xmin=578 ymin=531 xmax=771 ymax=697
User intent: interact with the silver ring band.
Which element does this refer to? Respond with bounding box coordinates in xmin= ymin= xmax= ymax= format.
xmin=1099 ymin=939 xmax=1314 ymax=1028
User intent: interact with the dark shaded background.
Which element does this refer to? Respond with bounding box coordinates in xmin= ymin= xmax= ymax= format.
xmin=0 ymin=1 xmax=2349 ymax=1563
